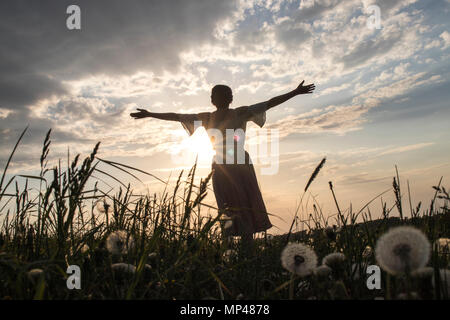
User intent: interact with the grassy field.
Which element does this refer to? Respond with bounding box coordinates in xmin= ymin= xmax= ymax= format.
xmin=0 ymin=128 xmax=449 ymax=300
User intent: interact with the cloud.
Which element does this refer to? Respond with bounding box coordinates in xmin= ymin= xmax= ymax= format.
xmin=337 ymin=172 xmax=391 ymax=185
xmin=354 ymin=72 xmax=443 ymax=104
xmin=267 ymin=104 xmax=370 ymax=137
xmin=378 ymin=142 xmax=435 ymax=156
xmin=296 ymin=0 xmax=341 ymax=21
xmin=0 ymin=72 xmax=68 ymax=111
xmin=340 ymin=33 xmax=403 ymax=69
xmin=273 ymin=19 xmax=312 ymax=50
xmin=266 ymin=69 xmax=443 ymax=139
xmin=0 ymin=0 xmax=238 ymax=111
xmin=440 ymin=31 xmax=450 ymax=49
xmin=0 ymin=0 xmax=240 ymax=167
xmin=361 ymin=0 xmax=419 ymax=14
xmin=1 ymin=0 xmax=448 ymax=187
xmin=313 ymin=83 xmax=351 ymax=97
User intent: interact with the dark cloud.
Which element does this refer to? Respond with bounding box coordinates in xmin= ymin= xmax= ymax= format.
xmin=0 ymin=0 xmax=237 ymax=111
xmin=365 ymin=0 xmax=413 ymax=13
xmin=0 ymin=72 xmax=67 ymax=110
xmin=273 ymin=19 xmax=312 ymax=50
xmin=0 ymin=0 xmax=238 ymax=161
xmin=341 ymin=33 xmax=403 ymax=69
xmin=291 ymin=0 xmax=340 ymax=22
xmin=0 ymin=109 xmax=95 ymax=148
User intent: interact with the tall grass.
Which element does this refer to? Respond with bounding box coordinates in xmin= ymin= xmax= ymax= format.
xmin=0 ymin=129 xmax=448 ymax=300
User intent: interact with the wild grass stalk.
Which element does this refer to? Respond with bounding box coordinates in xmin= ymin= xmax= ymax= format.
xmin=0 ymin=130 xmax=448 ymax=300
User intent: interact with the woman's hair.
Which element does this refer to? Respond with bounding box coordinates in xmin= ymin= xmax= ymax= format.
xmin=211 ymin=84 xmax=233 ymax=107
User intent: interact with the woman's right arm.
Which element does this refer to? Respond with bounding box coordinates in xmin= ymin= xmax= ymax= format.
xmin=130 ymin=108 xmax=181 ymax=122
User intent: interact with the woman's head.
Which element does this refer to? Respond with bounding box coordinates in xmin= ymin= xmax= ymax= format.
xmin=211 ymin=85 xmax=233 ymax=109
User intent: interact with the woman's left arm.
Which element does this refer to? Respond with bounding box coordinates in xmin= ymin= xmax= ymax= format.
xmin=262 ymin=80 xmax=315 ymax=111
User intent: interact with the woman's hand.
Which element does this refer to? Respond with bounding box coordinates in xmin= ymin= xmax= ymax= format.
xmin=130 ymin=108 xmax=150 ymax=119
xmin=294 ymin=80 xmax=315 ymax=95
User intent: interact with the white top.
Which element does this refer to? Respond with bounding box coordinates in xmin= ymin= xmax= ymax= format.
xmin=178 ymin=102 xmax=268 ymax=164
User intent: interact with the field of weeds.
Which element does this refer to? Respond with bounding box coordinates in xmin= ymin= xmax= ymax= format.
xmin=0 ymin=128 xmax=449 ymax=300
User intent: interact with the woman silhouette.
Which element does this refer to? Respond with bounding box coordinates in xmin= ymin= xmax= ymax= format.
xmin=131 ymin=81 xmax=315 ymax=242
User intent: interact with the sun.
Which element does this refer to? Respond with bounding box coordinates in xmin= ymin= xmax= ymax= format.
xmin=177 ymin=127 xmax=215 ymax=164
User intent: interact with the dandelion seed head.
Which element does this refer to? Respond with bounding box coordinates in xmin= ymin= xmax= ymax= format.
xmin=314 ymin=265 xmax=332 ymax=278
xmin=281 ymin=242 xmax=317 ymax=277
xmin=106 ymin=230 xmax=134 ymax=255
xmin=323 ymin=252 xmax=346 ymax=269
xmin=375 ymin=226 xmax=431 ymax=275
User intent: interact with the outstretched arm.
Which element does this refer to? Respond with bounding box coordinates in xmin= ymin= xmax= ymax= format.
xmin=130 ymin=108 xmax=181 ymax=122
xmin=264 ymin=80 xmax=315 ymax=111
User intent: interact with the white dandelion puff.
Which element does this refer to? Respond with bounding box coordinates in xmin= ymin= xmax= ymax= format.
xmin=375 ymin=226 xmax=431 ymax=275
xmin=322 ymin=252 xmax=346 ymax=269
xmin=111 ymin=263 xmax=136 ymax=275
xmin=281 ymin=242 xmax=318 ymax=277
xmin=106 ymin=230 xmax=135 ymax=255
xmin=314 ymin=265 xmax=332 ymax=278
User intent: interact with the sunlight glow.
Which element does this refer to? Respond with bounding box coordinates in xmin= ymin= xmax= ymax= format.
xmin=174 ymin=127 xmax=215 ymax=165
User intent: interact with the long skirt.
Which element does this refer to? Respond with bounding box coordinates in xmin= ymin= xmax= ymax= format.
xmin=212 ymin=151 xmax=272 ymax=237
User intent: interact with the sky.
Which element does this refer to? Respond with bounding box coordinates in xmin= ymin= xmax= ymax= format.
xmin=1 ymin=0 xmax=449 ymax=234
